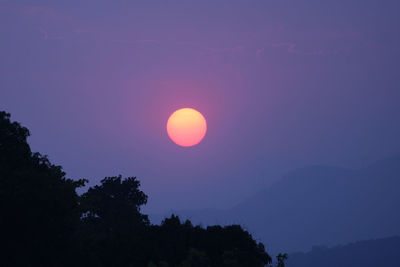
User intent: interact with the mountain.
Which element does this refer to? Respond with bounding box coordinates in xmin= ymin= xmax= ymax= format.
xmin=229 ymin=156 xmax=400 ymax=252
xmin=287 ymin=236 xmax=400 ymax=267
xmin=151 ymin=156 xmax=400 ymax=253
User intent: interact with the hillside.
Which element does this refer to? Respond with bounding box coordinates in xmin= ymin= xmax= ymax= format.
xmin=287 ymin=236 xmax=400 ymax=267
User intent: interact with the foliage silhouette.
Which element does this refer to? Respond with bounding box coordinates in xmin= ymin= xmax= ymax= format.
xmin=0 ymin=111 xmax=86 ymax=265
xmin=0 ymin=111 xmax=278 ymax=266
xmin=276 ymin=253 xmax=288 ymax=267
xmin=149 ymin=215 xmax=272 ymax=266
xmin=79 ymin=176 xmax=151 ymax=266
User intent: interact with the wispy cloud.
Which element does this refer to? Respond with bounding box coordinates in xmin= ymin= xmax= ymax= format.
xmin=73 ymin=29 xmax=100 ymax=34
xmin=271 ymin=42 xmax=297 ymax=53
xmin=271 ymin=42 xmax=343 ymax=56
xmin=267 ymin=29 xmax=361 ymax=57
xmin=22 ymin=6 xmax=57 ymax=19
xmin=35 ymin=27 xmax=64 ymax=40
xmin=36 ymin=27 xmax=48 ymax=40
xmin=256 ymin=48 xmax=264 ymax=58
xmin=201 ymin=45 xmax=245 ymax=61
xmin=112 ymin=39 xmax=159 ymax=45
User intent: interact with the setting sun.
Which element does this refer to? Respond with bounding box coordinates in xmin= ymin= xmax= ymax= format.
xmin=167 ymin=108 xmax=207 ymax=147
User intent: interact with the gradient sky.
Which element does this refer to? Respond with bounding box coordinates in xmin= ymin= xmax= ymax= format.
xmin=1 ymin=0 xmax=399 ymax=213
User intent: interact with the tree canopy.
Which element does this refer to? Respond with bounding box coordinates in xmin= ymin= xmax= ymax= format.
xmin=0 ymin=111 xmax=86 ymax=265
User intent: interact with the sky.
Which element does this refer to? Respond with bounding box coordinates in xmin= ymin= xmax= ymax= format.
xmin=1 ymin=0 xmax=399 ymax=213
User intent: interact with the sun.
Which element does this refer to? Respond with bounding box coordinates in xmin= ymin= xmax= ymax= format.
xmin=167 ymin=108 xmax=207 ymax=147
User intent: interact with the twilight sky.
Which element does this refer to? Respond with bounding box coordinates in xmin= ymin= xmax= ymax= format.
xmin=1 ymin=0 xmax=399 ymax=213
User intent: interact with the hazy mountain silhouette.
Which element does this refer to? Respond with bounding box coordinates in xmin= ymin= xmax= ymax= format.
xmin=287 ymin=236 xmax=400 ymax=267
xmin=152 ymin=156 xmax=400 ymax=253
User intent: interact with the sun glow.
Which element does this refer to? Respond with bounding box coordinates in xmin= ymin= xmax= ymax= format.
xmin=167 ymin=108 xmax=207 ymax=147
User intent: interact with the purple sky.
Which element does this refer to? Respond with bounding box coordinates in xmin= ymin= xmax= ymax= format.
xmin=1 ymin=0 xmax=399 ymax=213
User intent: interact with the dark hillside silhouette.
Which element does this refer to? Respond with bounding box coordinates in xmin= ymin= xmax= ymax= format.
xmin=0 ymin=110 xmax=275 ymax=266
xmin=287 ymin=236 xmax=400 ymax=267
xmin=229 ymin=162 xmax=400 ymax=252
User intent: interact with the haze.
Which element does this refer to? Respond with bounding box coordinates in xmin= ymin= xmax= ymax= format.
xmin=1 ymin=0 xmax=399 ymax=218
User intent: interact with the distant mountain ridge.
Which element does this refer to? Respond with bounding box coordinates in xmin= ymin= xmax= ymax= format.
xmin=151 ymin=155 xmax=400 ymax=253
xmin=287 ymin=236 xmax=400 ymax=267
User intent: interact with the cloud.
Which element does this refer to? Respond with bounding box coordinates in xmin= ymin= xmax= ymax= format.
xmin=35 ymin=27 xmax=64 ymax=40
xmin=271 ymin=42 xmax=342 ymax=56
xmin=73 ymin=29 xmax=100 ymax=34
xmin=1 ymin=5 xmax=70 ymax=41
xmin=36 ymin=27 xmax=48 ymax=40
xmin=271 ymin=42 xmax=297 ymax=53
xmin=268 ymin=29 xmax=361 ymax=56
xmin=202 ymin=46 xmax=244 ymax=59
xmin=112 ymin=39 xmax=159 ymax=45
xmin=256 ymin=48 xmax=265 ymax=58
xmin=201 ymin=45 xmax=245 ymax=64
xmin=22 ymin=6 xmax=57 ymax=19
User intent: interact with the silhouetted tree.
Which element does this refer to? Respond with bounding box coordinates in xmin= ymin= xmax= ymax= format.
xmin=150 ymin=215 xmax=272 ymax=266
xmin=0 ymin=111 xmax=85 ymax=266
xmin=81 ymin=175 xmax=149 ymax=226
xmin=79 ymin=175 xmax=150 ymax=266
xmin=276 ymin=253 xmax=288 ymax=267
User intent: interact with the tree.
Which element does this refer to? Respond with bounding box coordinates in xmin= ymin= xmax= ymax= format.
xmin=276 ymin=253 xmax=288 ymax=267
xmin=150 ymin=215 xmax=272 ymax=267
xmin=0 ymin=111 xmax=85 ymax=266
xmin=81 ymin=175 xmax=149 ymax=226
xmin=79 ymin=175 xmax=150 ymax=266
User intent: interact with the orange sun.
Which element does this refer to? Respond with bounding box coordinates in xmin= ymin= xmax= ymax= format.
xmin=167 ymin=108 xmax=207 ymax=147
